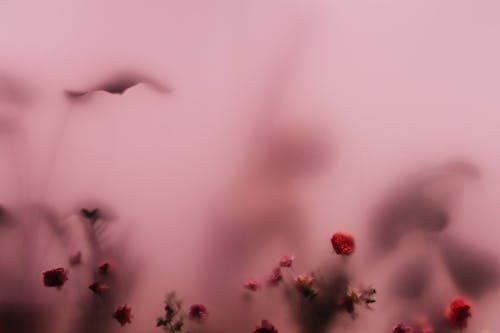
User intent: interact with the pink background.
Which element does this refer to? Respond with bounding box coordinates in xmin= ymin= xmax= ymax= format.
xmin=1 ymin=0 xmax=500 ymax=331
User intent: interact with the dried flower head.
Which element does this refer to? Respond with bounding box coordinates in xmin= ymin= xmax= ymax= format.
xmin=189 ymin=304 xmax=208 ymax=322
xmin=393 ymin=322 xmax=413 ymax=333
xmin=445 ymin=297 xmax=471 ymax=329
xmin=279 ymin=255 xmax=295 ymax=268
xmin=113 ymin=305 xmax=132 ymax=326
xmin=88 ymin=281 xmax=110 ymax=296
xmin=339 ymin=284 xmax=376 ymax=316
xmin=268 ymin=267 xmax=283 ymax=286
xmin=42 ymin=267 xmax=68 ymax=289
xmin=244 ymin=278 xmax=261 ymax=292
xmin=331 ymin=232 xmax=355 ymax=255
xmin=254 ymin=319 xmax=278 ymax=333
xmin=294 ymin=274 xmax=318 ymax=299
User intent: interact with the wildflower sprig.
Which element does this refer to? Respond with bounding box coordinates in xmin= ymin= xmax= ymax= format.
xmin=156 ymin=292 xmax=185 ymax=332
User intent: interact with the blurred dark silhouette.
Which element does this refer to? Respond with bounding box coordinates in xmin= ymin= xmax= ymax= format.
xmin=0 ymin=72 xmax=37 ymax=106
xmin=370 ymin=159 xmax=480 ymax=255
xmin=0 ymin=201 xmax=138 ymax=333
xmin=64 ymin=71 xmax=170 ymax=101
xmin=389 ymin=255 xmax=433 ymax=300
xmin=439 ymin=234 xmax=500 ymax=298
xmin=0 ymin=303 xmax=52 ymax=333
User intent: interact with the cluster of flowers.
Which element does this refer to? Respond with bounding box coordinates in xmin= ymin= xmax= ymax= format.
xmin=392 ymin=297 xmax=473 ymax=333
xmin=42 ymin=260 xmax=131 ymax=326
xmin=155 ymin=292 xmax=209 ymax=332
xmin=244 ymin=231 xmax=355 ymax=293
xmin=41 ymin=229 xmax=474 ymax=332
xmin=239 ymin=232 xmax=360 ymax=331
xmin=41 ymin=208 xmax=134 ymax=327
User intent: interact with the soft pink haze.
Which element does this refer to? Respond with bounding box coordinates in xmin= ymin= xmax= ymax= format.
xmin=1 ymin=0 xmax=500 ymax=332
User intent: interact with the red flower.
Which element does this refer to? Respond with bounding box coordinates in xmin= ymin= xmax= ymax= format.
xmin=393 ymin=322 xmax=413 ymax=333
xmin=254 ymin=319 xmax=278 ymax=333
xmin=113 ymin=305 xmax=132 ymax=326
xmin=268 ymin=267 xmax=283 ymax=286
xmin=98 ymin=261 xmax=112 ymax=275
xmin=88 ymin=282 xmax=110 ymax=296
xmin=42 ymin=267 xmax=68 ymax=289
xmin=445 ymin=297 xmax=471 ymax=329
xmin=244 ymin=278 xmax=260 ymax=291
xmin=189 ymin=304 xmax=208 ymax=322
xmin=331 ymin=232 xmax=355 ymax=255
xmin=279 ymin=255 xmax=295 ymax=268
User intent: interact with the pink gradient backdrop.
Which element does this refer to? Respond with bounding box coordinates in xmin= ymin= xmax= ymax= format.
xmin=1 ymin=0 xmax=500 ymax=332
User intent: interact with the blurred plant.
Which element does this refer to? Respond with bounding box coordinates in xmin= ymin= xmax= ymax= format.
xmin=156 ymin=292 xmax=210 ymax=332
xmin=156 ymin=292 xmax=185 ymax=332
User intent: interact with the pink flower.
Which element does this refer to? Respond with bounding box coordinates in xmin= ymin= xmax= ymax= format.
xmin=268 ymin=267 xmax=283 ymax=286
xmin=331 ymin=232 xmax=355 ymax=255
xmin=244 ymin=278 xmax=260 ymax=291
xmin=254 ymin=319 xmax=278 ymax=333
xmin=294 ymin=274 xmax=317 ymax=299
xmin=445 ymin=297 xmax=471 ymax=329
xmin=42 ymin=267 xmax=68 ymax=289
xmin=393 ymin=322 xmax=413 ymax=333
xmin=113 ymin=305 xmax=132 ymax=326
xmin=189 ymin=304 xmax=208 ymax=322
xmin=88 ymin=282 xmax=110 ymax=296
xmin=279 ymin=255 xmax=295 ymax=268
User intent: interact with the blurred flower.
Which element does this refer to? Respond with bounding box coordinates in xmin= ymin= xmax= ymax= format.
xmin=254 ymin=319 xmax=278 ymax=333
xmin=69 ymin=251 xmax=82 ymax=266
xmin=393 ymin=322 xmax=413 ymax=333
xmin=88 ymin=282 xmax=110 ymax=296
xmin=189 ymin=304 xmax=208 ymax=322
xmin=244 ymin=278 xmax=261 ymax=291
xmin=445 ymin=297 xmax=471 ymax=329
xmin=268 ymin=267 xmax=283 ymax=286
xmin=113 ymin=305 xmax=132 ymax=326
xmin=331 ymin=232 xmax=355 ymax=255
xmin=279 ymin=255 xmax=295 ymax=268
xmin=98 ymin=261 xmax=112 ymax=275
xmin=42 ymin=267 xmax=68 ymax=289
xmin=294 ymin=274 xmax=318 ymax=299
